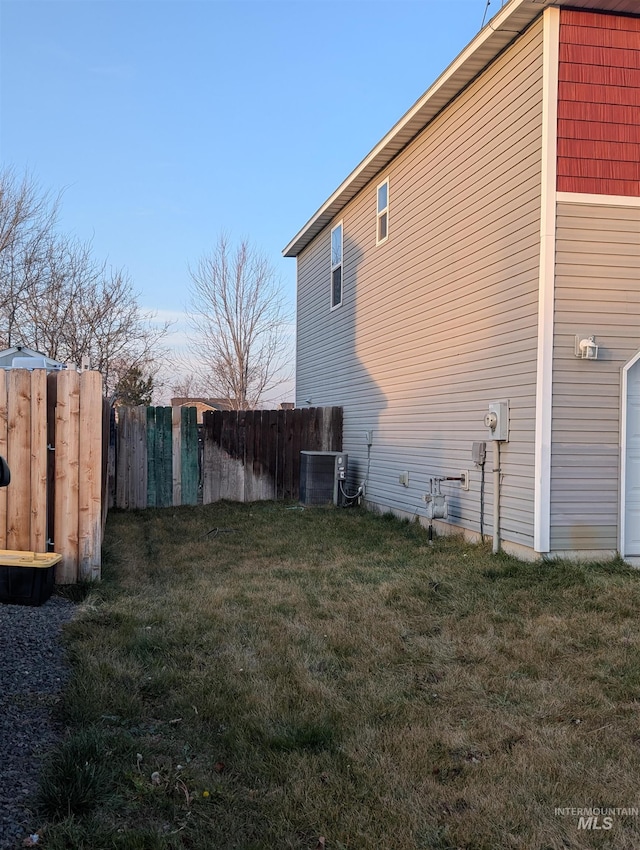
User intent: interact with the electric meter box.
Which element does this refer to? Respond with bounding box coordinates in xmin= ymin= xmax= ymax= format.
xmin=485 ymin=401 xmax=509 ymax=441
xmin=472 ymin=441 xmax=486 ymax=464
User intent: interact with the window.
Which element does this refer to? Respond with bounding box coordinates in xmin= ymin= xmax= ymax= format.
xmin=377 ymin=178 xmax=389 ymax=244
xmin=331 ymin=222 xmax=343 ymax=308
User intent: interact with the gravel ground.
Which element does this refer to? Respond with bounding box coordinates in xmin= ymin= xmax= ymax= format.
xmin=0 ymin=596 xmax=76 ymax=849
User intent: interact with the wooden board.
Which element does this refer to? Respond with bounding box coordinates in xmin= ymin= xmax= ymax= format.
xmin=47 ymin=373 xmax=58 ymax=551
xmin=146 ymin=406 xmax=157 ymax=508
xmin=0 ymin=371 xmax=8 ymax=547
xmin=150 ymin=407 xmax=173 ymax=508
xmin=103 ymin=399 xmax=114 ymax=523
xmin=54 ymin=370 xmax=80 ymax=583
xmin=29 ymin=369 xmax=48 ymax=553
xmin=134 ymin=406 xmax=148 ymax=509
xmin=78 ymin=371 xmax=102 ymax=580
xmin=202 ymin=411 xmax=220 ymax=504
xmin=172 ymin=406 xmax=182 ymax=506
xmin=161 ymin=407 xmax=173 ymax=507
xmin=7 ymin=369 xmax=32 ymax=551
xmin=181 ymin=407 xmax=198 ymax=505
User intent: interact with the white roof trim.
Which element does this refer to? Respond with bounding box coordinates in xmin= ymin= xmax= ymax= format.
xmin=283 ymin=0 xmax=640 ymax=258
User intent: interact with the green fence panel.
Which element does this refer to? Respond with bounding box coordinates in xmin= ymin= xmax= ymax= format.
xmin=159 ymin=406 xmax=173 ymax=508
xmin=181 ymin=406 xmax=199 ymax=505
xmin=146 ymin=406 xmax=157 ymax=508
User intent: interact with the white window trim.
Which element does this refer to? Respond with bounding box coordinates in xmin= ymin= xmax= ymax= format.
xmin=376 ymin=178 xmax=389 ymax=245
xmin=330 ymin=221 xmax=343 ymax=310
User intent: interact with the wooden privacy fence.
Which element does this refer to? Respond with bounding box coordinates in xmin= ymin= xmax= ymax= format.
xmin=113 ymin=406 xmax=342 ymax=508
xmin=202 ymin=407 xmax=342 ymax=502
xmin=0 ymin=368 xmax=104 ymax=584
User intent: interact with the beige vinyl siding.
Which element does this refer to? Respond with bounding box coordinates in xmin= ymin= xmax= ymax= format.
xmin=296 ymin=19 xmax=544 ymax=550
xmin=551 ymin=200 xmax=640 ymax=552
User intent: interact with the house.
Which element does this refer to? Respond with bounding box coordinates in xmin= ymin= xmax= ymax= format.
xmin=0 ymin=346 xmax=66 ymax=372
xmin=284 ymin=0 xmax=640 ymax=562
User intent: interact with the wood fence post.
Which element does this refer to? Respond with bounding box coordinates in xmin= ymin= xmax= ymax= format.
xmin=29 ymin=369 xmax=48 ymax=553
xmin=47 ymin=373 xmax=58 ymax=548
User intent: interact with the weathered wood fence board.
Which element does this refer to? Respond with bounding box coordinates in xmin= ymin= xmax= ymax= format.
xmin=30 ymin=369 xmax=48 ymax=553
xmin=114 ymin=406 xmax=199 ymax=510
xmin=201 ymin=406 xmax=342 ymax=503
xmin=78 ymin=372 xmax=103 ymax=581
xmin=113 ymin=406 xmax=342 ymax=508
xmin=148 ymin=406 xmax=172 ymax=508
xmin=0 ymin=368 xmax=104 ymax=584
xmin=172 ymin=406 xmax=182 ymax=507
xmin=116 ymin=406 xmax=147 ymax=509
xmin=181 ymin=406 xmax=199 ymax=505
xmin=54 ymin=370 xmax=80 ymax=583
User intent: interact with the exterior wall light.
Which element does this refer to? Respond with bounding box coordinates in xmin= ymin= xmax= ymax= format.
xmin=575 ymin=335 xmax=598 ymax=360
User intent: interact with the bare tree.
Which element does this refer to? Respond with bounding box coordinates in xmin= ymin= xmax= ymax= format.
xmin=0 ymin=169 xmax=59 ymax=347
xmin=170 ymin=373 xmax=209 ymax=400
xmin=0 ymin=168 xmax=170 ymax=397
xmin=187 ymin=235 xmax=292 ymax=409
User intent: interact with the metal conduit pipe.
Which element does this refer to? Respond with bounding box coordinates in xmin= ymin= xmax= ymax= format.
xmin=492 ymin=440 xmax=501 ymax=554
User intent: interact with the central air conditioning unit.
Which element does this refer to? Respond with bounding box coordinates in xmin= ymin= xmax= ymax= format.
xmin=300 ymin=451 xmax=348 ymax=506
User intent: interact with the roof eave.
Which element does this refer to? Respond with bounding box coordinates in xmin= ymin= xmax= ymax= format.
xmin=283 ymin=0 xmax=556 ymax=259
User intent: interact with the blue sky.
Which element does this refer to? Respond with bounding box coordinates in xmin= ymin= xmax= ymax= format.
xmin=1 ymin=0 xmax=491 ymax=397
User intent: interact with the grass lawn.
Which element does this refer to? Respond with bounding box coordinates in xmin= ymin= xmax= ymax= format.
xmin=35 ymin=502 xmax=640 ymax=849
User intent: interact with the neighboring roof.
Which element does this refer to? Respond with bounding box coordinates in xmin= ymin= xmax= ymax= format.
xmin=171 ymin=396 xmax=234 ymax=411
xmin=0 ymin=346 xmax=66 ymax=370
xmin=283 ymin=0 xmax=640 ymax=258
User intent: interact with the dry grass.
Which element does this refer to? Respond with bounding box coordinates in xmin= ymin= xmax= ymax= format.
xmin=36 ymin=502 xmax=640 ymax=849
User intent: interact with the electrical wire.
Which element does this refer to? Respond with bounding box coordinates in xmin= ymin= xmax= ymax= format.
xmin=480 ymin=461 xmax=486 ymax=543
xmin=481 ymin=0 xmax=492 ymax=28
xmin=340 ymin=441 xmax=372 ymax=505
xmin=481 ymin=0 xmax=505 ymax=29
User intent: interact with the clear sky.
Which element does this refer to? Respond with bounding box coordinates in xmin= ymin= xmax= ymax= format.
xmin=0 ymin=0 xmax=494 ymax=399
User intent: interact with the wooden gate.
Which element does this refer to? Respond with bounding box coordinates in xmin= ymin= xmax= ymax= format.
xmin=0 ymin=369 xmax=104 ymax=583
xmin=114 ymin=406 xmax=200 ymax=509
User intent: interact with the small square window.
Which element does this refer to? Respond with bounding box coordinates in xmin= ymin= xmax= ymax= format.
xmin=377 ymin=179 xmax=389 ymax=245
xmin=331 ymin=222 xmax=343 ymax=308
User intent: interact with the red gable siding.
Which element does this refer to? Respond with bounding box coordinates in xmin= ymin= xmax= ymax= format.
xmin=557 ymin=9 xmax=640 ymax=196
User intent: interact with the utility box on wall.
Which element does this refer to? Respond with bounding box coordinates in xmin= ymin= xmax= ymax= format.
xmin=484 ymin=401 xmax=509 ymax=441
xmin=300 ymin=451 xmax=348 ymax=506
